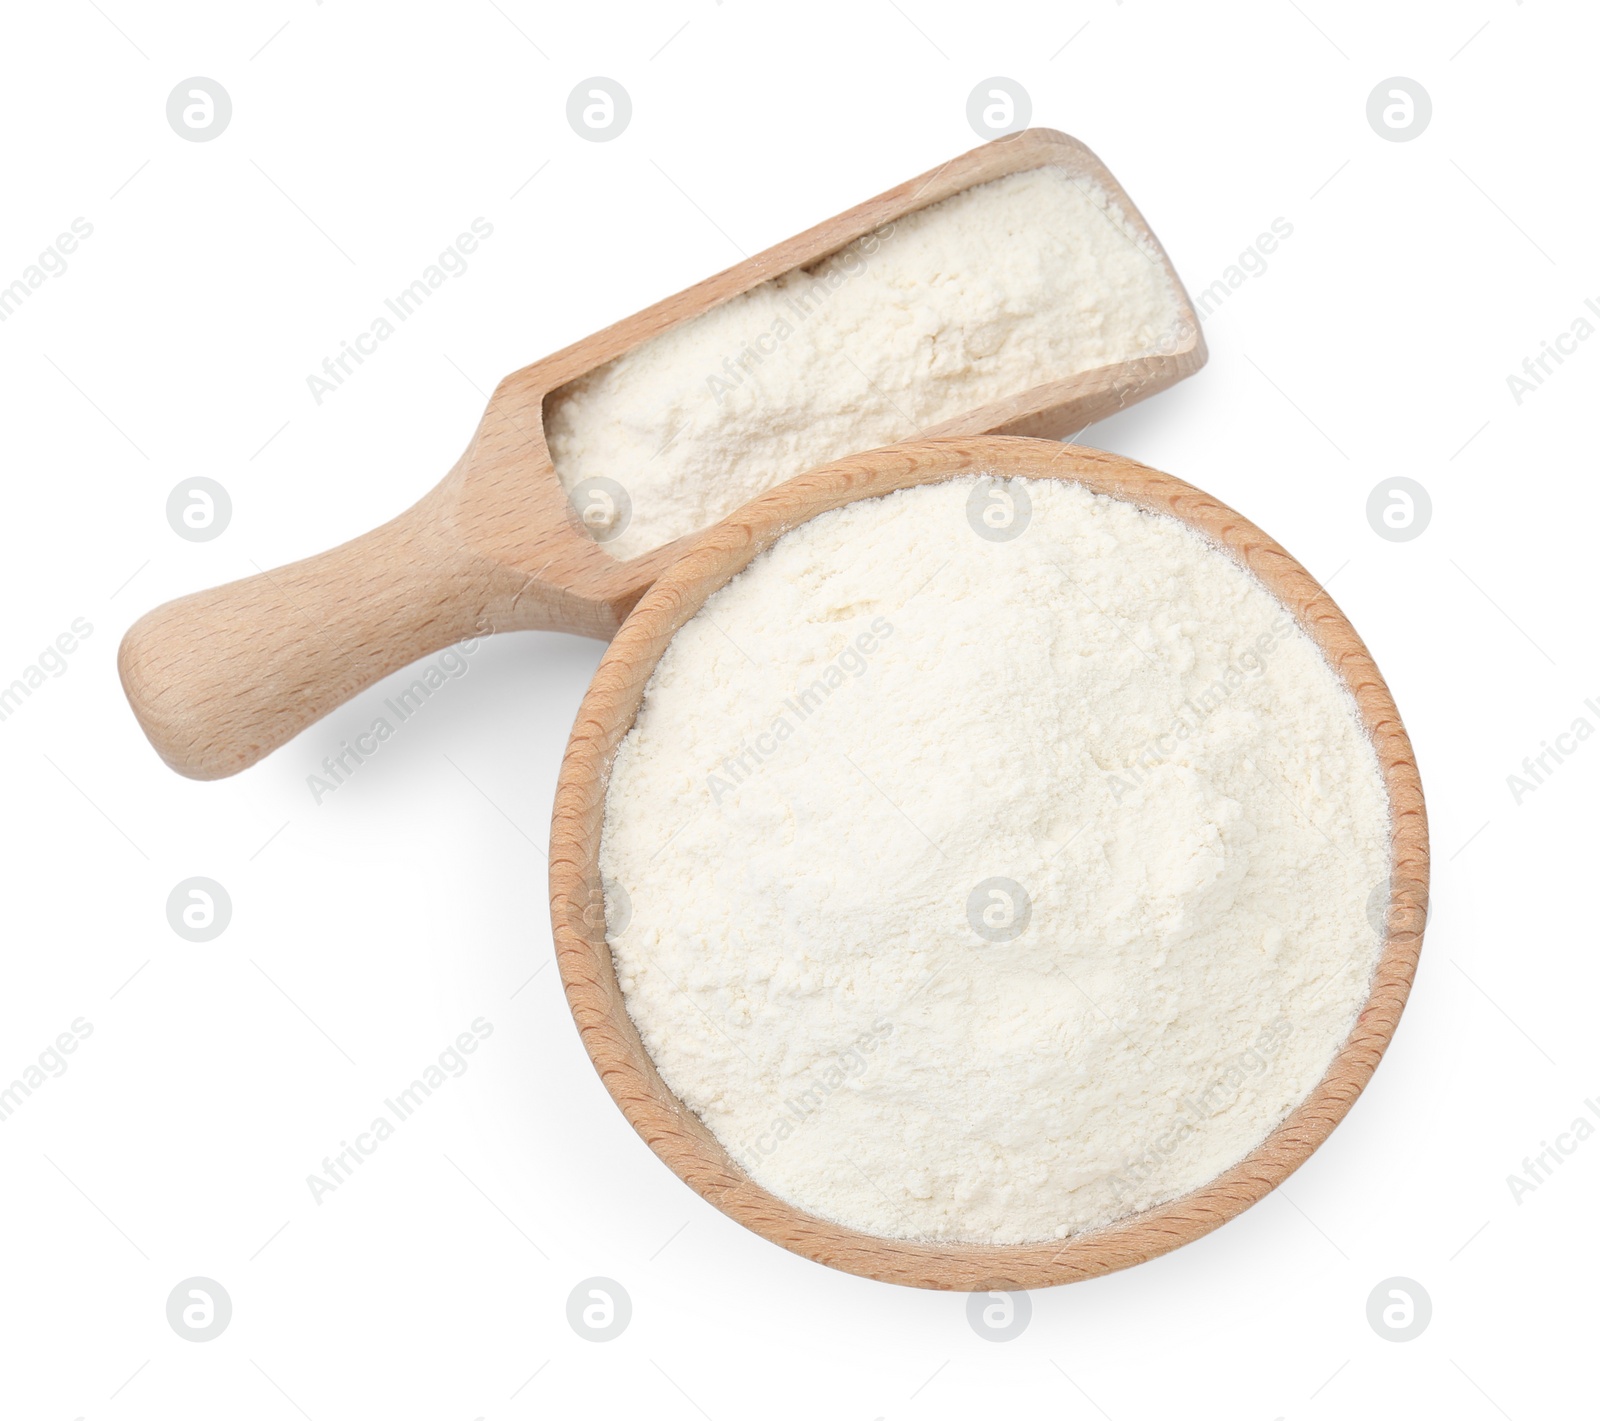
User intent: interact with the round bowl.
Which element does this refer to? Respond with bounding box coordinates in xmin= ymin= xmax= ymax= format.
xmin=548 ymin=435 xmax=1428 ymax=1289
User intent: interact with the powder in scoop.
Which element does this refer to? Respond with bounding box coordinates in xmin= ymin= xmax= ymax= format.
xmin=598 ymin=476 xmax=1390 ymax=1244
xmin=547 ymin=169 xmax=1184 ymax=560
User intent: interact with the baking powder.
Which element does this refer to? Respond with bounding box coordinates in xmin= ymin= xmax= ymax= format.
xmin=599 ymin=477 xmax=1390 ymax=1244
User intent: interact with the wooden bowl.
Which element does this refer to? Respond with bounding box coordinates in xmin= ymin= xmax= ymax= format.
xmin=548 ymin=436 xmax=1428 ymax=1289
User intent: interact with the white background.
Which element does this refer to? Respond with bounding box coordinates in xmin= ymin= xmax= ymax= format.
xmin=1 ymin=1 xmax=1593 ymax=1416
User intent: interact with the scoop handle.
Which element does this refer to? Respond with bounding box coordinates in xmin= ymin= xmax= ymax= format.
xmin=118 ymin=494 xmax=537 ymax=780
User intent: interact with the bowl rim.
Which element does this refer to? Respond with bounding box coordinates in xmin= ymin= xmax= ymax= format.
xmin=548 ymin=435 xmax=1429 ymax=1290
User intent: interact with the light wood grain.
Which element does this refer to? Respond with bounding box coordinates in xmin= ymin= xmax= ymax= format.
xmin=549 ymin=436 xmax=1428 ymax=1291
xmin=119 ymin=128 xmax=1206 ymax=779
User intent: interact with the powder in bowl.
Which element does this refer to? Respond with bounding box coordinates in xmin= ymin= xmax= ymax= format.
xmin=598 ymin=476 xmax=1390 ymax=1245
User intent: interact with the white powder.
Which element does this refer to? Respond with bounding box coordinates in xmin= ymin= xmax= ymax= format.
xmin=599 ymin=477 xmax=1391 ymax=1245
xmin=548 ymin=169 xmax=1183 ymax=561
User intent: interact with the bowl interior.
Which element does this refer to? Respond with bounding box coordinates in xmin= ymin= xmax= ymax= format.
xmin=548 ymin=435 xmax=1427 ymax=1289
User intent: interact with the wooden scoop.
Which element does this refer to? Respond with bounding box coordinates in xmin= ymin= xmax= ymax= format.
xmin=119 ymin=129 xmax=1206 ymax=780
xmin=550 ymin=435 xmax=1429 ymax=1289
